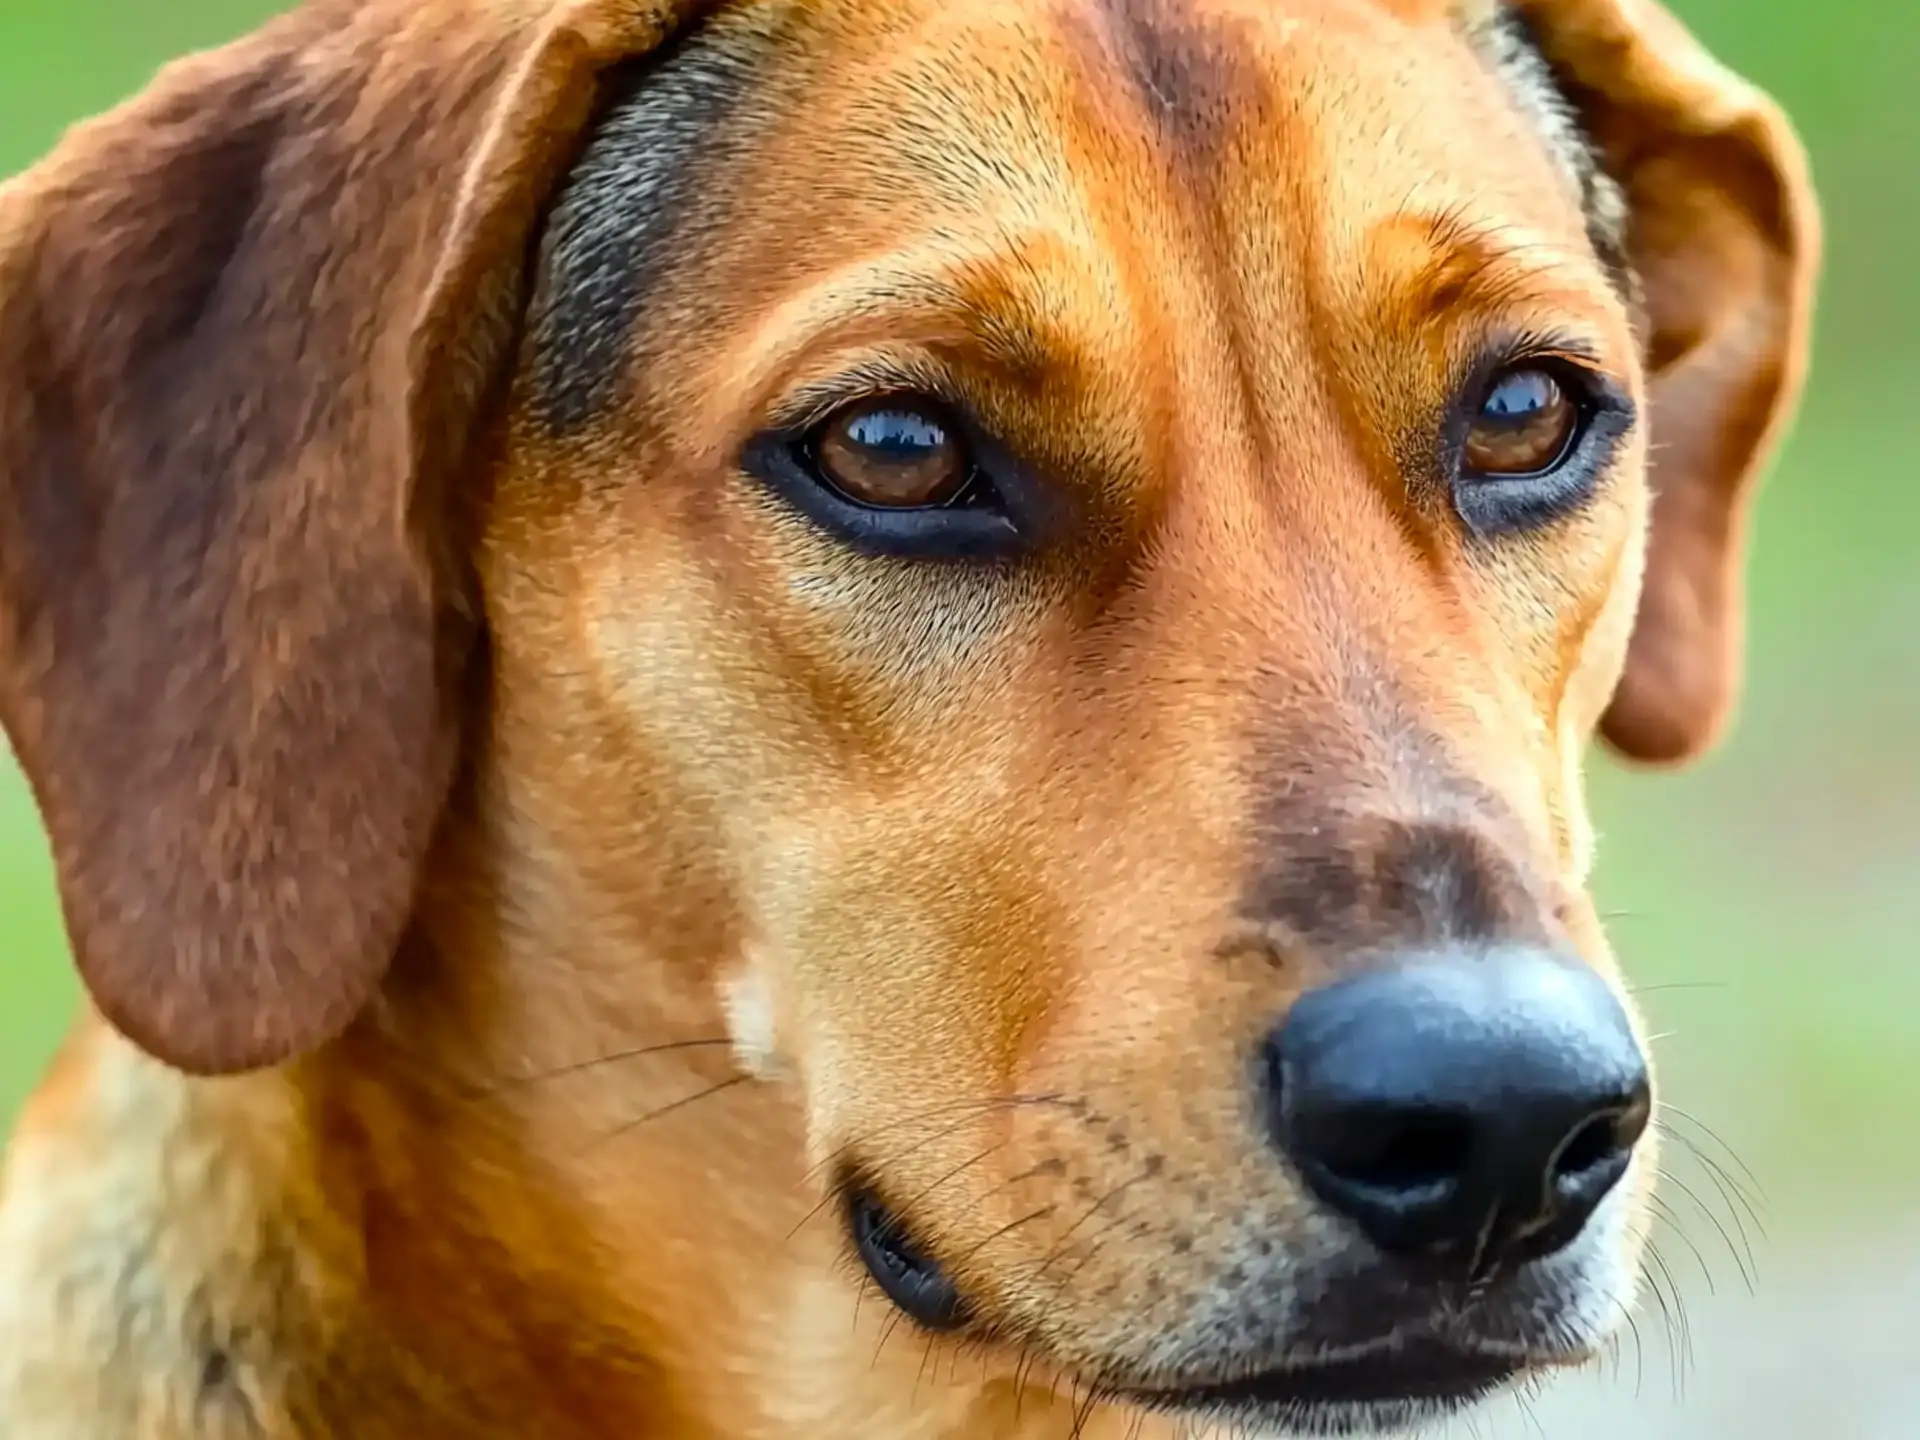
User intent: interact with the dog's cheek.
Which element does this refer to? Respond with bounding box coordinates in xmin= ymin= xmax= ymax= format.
xmin=1529 ymin=460 xmax=1652 ymax=890
xmin=1556 ymin=447 xmax=1654 ymax=758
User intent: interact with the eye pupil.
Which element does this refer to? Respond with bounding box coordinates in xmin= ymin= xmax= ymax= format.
xmin=813 ymin=400 xmax=970 ymax=509
xmin=1462 ymin=365 xmax=1580 ymax=479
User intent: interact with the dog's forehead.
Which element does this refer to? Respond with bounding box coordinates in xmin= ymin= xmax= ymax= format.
xmin=754 ymin=0 xmax=1587 ymax=265
xmin=1030 ymin=0 xmax=1585 ymax=219
xmin=787 ymin=0 xmax=1488 ymax=124
xmin=1065 ymin=0 xmax=1480 ymax=98
xmin=665 ymin=0 xmax=1560 ymax=179
xmin=529 ymin=0 xmax=1608 ymax=431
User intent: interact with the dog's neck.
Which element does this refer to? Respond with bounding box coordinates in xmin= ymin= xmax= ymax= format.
xmin=0 ymin=796 xmax=1157 ymax=1440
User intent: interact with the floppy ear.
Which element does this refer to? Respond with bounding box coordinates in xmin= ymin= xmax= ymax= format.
xmin=0 ymin=0 xmax=706 ymax=1076
xmin=1510 ymin=0 xmax=1821 ymax=764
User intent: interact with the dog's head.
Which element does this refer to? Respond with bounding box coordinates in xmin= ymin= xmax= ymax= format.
xmin=0 ymin=0 xmax=1816 ymax=1432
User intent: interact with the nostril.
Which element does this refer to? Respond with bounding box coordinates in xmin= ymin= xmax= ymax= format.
xmin=1550 ymin=1081 xmax=1651 ymax=1190
xmin=1309 ymin=1105 xmax=1474 ymax=1199
xmin=1552 ymin=1111 xmax=1623 ymax=1183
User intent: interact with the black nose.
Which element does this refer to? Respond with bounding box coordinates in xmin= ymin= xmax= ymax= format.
xmin=1266 ymin=948 xmax=1651 ymax=1277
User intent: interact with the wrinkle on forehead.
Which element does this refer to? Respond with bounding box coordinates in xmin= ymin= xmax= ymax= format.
xmin=1066 ymin=0 xmax=1264 ymax=153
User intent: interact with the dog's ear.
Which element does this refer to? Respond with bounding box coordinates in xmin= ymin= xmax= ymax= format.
xmin=1508 ymin=0 xmax=1820 ymax=764
xmin=0 ymin=0 xmax=708 ymax=1076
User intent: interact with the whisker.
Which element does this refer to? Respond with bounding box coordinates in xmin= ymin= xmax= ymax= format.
xmin=1657 ymin=1124 xmax=1769 ymax=1272
xmin=1656 ymin=1120 xmax=1769 ymax=1226
xmin=1036 ymin=1168 xmax=1155 ymax=1277
xmin=1643 ymin=1238 xmax=1695 ymax=1398
xmin=1622 ymin=1302 xmax=1648 ymax=1402
xmin=897 ymin=1142 xmax=1010 ymax=1225
xmin=1647 ymin=1190 xmax=1719 ymax=1298
xmin=859 ymin=1108 xmax=1019 ymax=1182
xmin=1657 ymin=1166 xmax=1757 ymax=1294
xmin=591 ymin=1074 xmax=751 ymax=1148
xmin=1012 ymin=1342 xmax=1045 ymax=1425
xmin=801 ymin=1093 xmax=1068 ymax=1186
xmin=785 ymin=1187 xmax=846 ymax=1245
xmin=786 ymin=1094 xmax=1066 ymax=1244
xmin=465 ymin=1036 xmax=736 ymax=1099
xmin=1049 ymin=1223 xmax=1124 ymax=1301
xmin=1626 ymin=980 xmax=1730 ymax=996
xmin=1509 ymin=1373 xmax=1550 ymax=1440
xmin=950 ymin=1206 xmax=1058 ymax=1272
xmin=1598 ymin=1244 xmax=1651 ymax=1403
xmin=1636 ymin=1235 xmax=1682 ymax=1389
xmin=1656 ymin=1102 xmax=1767 ymax=1202
xmin=1070 ymin=1378 xmax=1102 ymax=1439
xmin=913 ymin=1330 xmax=939 ymax=1404
xmin=871 ymin=1304 xmax=910 ymax=1372
xmin=786 ymin=1129 xmax=1008 ymax=1247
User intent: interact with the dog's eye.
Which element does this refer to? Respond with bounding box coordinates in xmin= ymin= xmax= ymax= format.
xmin=1445 ymin=354 xmax=1633 ymax=535
xmin=744 ymin=390 xmax=1031 ymax=560
xmin=1462 ymin=366 xmax=1582 ymax=479
xmin=810 ymin=401 xmax=973 ymax=510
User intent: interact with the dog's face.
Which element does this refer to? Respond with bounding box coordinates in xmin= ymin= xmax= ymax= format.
xmin=0 ymin=0 xmax=1816 ymax=1434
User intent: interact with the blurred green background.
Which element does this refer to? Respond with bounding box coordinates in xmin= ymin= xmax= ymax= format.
xmin=1 ymin=1 xmax=1915 ymax=1433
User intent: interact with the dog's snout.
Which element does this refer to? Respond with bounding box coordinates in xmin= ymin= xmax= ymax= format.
xmin=1265 ymin=948 xmax=1651 ymax=1277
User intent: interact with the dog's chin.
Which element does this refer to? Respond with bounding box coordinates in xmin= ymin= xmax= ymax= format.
xmin=1098 ymin=1340 xmax=1534 ymax=1438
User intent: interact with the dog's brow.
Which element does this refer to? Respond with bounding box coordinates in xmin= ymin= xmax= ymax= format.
xmin=1378 ymin=207 xmax=1622 ymax=331
xmin=1459 ymin=2 xmax=1635 ymax=301
xmin=530 ymin=24 xmax=769 ymax=431
xmin=696 ymin=247 xmax=1104 ymax=431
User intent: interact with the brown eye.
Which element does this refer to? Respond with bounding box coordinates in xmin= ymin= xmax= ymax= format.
xmin=811 ymin=400 xmax=972 ymax=509
xmin=1462 ymin=366 xmax=1581 ymax=478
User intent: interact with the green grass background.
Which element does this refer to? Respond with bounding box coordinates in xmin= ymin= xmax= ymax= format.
xmin=2 ymin=0 xmax=1915 ymax=1249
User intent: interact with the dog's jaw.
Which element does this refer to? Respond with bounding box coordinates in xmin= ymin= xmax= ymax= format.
xmin=0 ymin=1010 xmax=1209 ymax=1440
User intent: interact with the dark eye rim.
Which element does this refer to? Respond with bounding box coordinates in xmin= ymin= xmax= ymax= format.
xmin=1443 ymin=344 xmax=1637 ymax=537
xmin=742 ymin=391 xmax=1043 ymax=561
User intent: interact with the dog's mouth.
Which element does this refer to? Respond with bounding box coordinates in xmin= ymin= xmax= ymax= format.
xmin=1104 ymin=1341 xmax=1524 ymax=1431
xmin=846 ymin=1186 xmax=971 ymax=1331
xmin=846 ymin=1187 xmax=1579 ymax=1432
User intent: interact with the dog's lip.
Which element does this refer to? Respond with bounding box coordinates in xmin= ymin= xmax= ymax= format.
xmin=1103 ymin=1338 xmax=1525 ymax=1417
xmin=845 ymin=1185 xmax=972 ymax=1332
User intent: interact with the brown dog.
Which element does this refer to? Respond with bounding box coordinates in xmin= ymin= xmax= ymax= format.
xmin=0 ymin=0 xmax=1817 ymax=1436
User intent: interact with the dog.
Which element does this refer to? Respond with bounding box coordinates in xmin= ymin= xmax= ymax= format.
xmin=0 ymin=0 xmax=1817 ymax=1435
